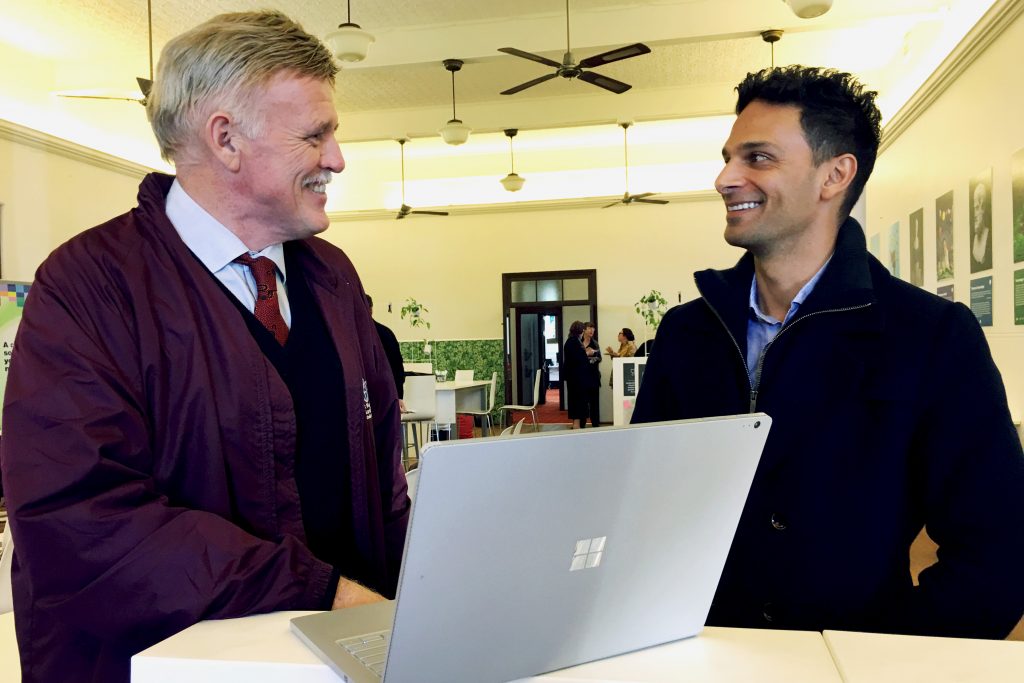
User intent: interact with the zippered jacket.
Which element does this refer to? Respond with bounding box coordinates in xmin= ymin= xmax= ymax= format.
xmin=1 ymin=173 xmax=410 ymax=682
xmin=632 ymin=217 xmax=1024 ymax=638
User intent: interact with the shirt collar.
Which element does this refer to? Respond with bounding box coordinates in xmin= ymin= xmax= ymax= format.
xmin=748 ymin=254 xmax=833 ymax=325
xmin=165 ymin=179 xmax=287 ymax=279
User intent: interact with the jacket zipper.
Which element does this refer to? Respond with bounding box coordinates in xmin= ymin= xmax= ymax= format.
xmin=705 ymin=301 xmax=872 ymax=413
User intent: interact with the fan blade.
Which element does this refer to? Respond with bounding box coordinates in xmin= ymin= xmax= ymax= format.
xmin=55 ymin=87 xmax=145 ymax=103
xmin=411 ymin=210 xmax=449 ymax=216
xmin=501 ymin=72 xmax=558 ymax=96
xmin=57 ymin=94 xmax=143 ymax=103
xmin=578 ymin=70 xmax=631 ymax=94
xmin=137 ymin=77 xmax=153 ymax=98
xmin=631 ymin=192 xmax=656 ymax=200
xmin=601 ymin=201 xmax=621 ymax=209
xmin=635 ymin=198 xmax=670 ymax=205
xmin=498 ymin=47 xmax=562 ymax=69
xmin=578 ymin=43 xmax=651 ymax=69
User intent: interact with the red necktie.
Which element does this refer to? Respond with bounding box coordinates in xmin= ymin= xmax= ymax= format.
xmin=233 ymin=253 xmax=289 ymax=345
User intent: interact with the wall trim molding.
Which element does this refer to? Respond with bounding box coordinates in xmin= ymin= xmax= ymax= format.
xmin=0 ymin=119 xmax=154 ymax=179
xmin=881 ymin=0 xmax=1024 ymax=153
xmin=328 ymin=190 xmax=720 ymax=222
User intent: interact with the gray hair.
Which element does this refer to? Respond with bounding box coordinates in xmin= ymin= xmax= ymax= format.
xmin=147 ymin=10 xmax=338 ymax=162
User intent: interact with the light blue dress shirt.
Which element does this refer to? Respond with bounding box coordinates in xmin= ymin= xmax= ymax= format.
xmin=744 ymin=256 xmax=831 ymax=387
xmin=165 ymin=179 xmax=291 ymax=326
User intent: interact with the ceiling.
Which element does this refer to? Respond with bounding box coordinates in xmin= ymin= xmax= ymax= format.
xmin=0 ymin=0 xmax=997 ymax=206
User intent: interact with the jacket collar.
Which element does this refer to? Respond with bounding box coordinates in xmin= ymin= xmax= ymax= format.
xmin=695 ymin=217 xmax=878 ymax=343
xmin=135 ymin=172 xmax=341 ymax=293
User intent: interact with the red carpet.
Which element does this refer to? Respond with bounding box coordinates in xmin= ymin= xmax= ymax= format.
xmin=507 ymin=388 xmax=568 ymax=425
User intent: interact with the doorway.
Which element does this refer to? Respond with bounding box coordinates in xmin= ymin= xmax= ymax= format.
xmin=502 ymin=270 xmax=597 ymax=413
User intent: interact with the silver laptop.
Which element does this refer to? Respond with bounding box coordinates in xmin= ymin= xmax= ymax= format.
xmin=291 ymin=414 xmax=771 ymax=682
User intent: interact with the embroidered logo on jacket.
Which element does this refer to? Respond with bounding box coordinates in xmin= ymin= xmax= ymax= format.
xmin=362 ymin=379 xmax=373 ymax=420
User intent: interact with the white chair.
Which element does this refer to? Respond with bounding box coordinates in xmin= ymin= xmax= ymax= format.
xmin=512 ymin=417 xmax=527 ymax=435
xmin=498 ymin=424 xmax=515 ymax=437
xmin=456 ymin=371 xmax=497 ymax=437
xmin=454 ymin=370 xmax=474 ymax=382
xmin=403 ymin=362 xmax=433 ymax=374
xmin=405 ymin=467 xmax=419 ymax=505
xmin=0 ymin=523 xmax=13 ymax=614
xmin=400 ymin=375 xmax=437 ymax=470
xmin=500 ymin=368 xmax=542 ymax=432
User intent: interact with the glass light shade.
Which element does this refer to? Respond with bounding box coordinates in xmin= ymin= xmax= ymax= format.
xmin=784 ymin=0 xmax=833 ymax=18
xmin=439 ymin=119 xmax=471 ymax=145
xmin=326 ymin=24 xmax=375 ymax=62
xmin=500 ymin=172 xmax=525 ymax=192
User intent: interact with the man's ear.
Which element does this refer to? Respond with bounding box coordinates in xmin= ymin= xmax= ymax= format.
xmin=204 ymin=112 xmax=242 ymax=173
xmin=820 ymin=153 xmax=857 ymax=203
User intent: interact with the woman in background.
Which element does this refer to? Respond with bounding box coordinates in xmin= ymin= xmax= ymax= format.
xmin=563 ymin=321 xmax=588 ymax=429
xmin=605 ymin=328 xmax=637 ymax=359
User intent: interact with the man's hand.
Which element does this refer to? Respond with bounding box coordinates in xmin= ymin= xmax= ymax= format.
xmin=332 ymin=577 xmax=386 ymax=610
xmin=399 ymin=399 xmax=407 ymax=413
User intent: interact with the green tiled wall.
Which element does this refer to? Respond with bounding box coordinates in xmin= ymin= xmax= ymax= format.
xmin=399 ymin=338 xmax=505 ymax=417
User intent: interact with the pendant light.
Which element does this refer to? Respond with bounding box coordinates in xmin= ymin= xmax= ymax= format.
xmin=783 ymin=0 xmax=833 ymax=19
xmin=500 ymin=129 xmax=526 ymax=192
xmin=761 ymin=29 xmax=783 ymax=68
xmin=326 ymin=0 xmax=375 ymax=62
xmin=439 ymin=59 xmax=471 ymax=146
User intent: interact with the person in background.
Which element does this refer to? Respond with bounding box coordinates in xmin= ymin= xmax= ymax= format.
xmin=632 ymin=65 xmax=1024 ymax=638
xmin=605 ymin=328 xmax=637 ymax=358
xmin=563 ymin=320 xmax=588 ymax=429
xmin=0 ymin=12 xmax=408 ymax=683
xmin=580 ymin=322 xmax=602 ymax=427
xmin=605 ymin=327 xmax=637 ymax=388
xmin=367 ymin=294 xmax=406 ymax=412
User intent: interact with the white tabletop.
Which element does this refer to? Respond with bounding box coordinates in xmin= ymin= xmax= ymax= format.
xmin=132 ymin=611 xmax=841 ymax=683
xmin=1 ymin=611 xmax=21 ymax=681
xmin=823 ymin=629 xmax=1024 ymax=683
xmin=435 ymin=379 xmax=491 ymax=391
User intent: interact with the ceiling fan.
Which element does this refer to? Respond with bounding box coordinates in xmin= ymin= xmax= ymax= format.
xmin=57 ymin=0 xmax=154 ymax=105
xmin=395 ymin=139 xmax=449 ymax=220
xmin=499 ymin=0 xmax=650 ymax=96
xmin=603 ymin=122 xmax=668 ymax=208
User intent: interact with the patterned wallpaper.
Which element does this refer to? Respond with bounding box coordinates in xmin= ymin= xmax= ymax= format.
xmin=399 ymin=338 xmax=506 ymax=418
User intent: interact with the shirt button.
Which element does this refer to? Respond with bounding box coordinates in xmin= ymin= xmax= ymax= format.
xmin=770 ymin=513 xmax=787 ymax=531
xmin=762 ymin=602 xmax=775 ymax=622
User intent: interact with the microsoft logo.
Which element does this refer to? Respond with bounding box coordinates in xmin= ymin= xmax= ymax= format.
xmin=570 ymin=536 xmax=606 ymax=571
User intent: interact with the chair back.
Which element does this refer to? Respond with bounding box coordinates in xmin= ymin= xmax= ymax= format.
xmin=530 ymin=368 xmax=542 ymax=408
xmin=454 ymin=370 xmax=474 ymax=382
xmin=405 ymin=467 xmax=420 ymax=504
xmin=499 ymin=424 xmax=514 ymax=437
xmin=486 ymin=371 xmax=497 ymax=412
xmin=0 ymin=523 xmax=13 ymax=614
xmin=403 ymin=362 xmax=433 ymax=374
xmin=402 ymin=375 xmax=437 ymax=422
xmin=512 ymin=417 xmax=527 ymax=435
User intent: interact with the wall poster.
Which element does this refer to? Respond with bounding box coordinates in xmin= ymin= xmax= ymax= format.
xmin=935 ymin=190 xmax=954 ymax=281
xmin=969 ymin=168 xmax=993 ymax=273
xmin=937 ymin=284 xmax=954 ymax=302
xmin=970 ymin=276 xmax=993 ymax=327
xmin=0 ymin=281 xmax=31 ymax=411
xmin=909 ymin=208 xmax=924 ymax=286
xmin=1012 ymin=148 xmax=1024 ymax=263
xmin=869 ymin=233 xmax=881 ymax=260
xmin=1014 ymin=269 xmax=1024 ymax=325
xmin=888 ymin=221 xmax=900 ymax=277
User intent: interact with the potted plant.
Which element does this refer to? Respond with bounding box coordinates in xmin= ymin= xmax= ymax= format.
xmin=635 ymin=289 xmax=668 ymax=333
xmin=400 ymin=297 xmax=432 ymax=356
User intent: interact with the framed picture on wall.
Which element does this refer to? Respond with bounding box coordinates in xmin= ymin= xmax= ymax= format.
xmin=1012 ymin=148 xmax=1024 ymax=263
xmin=909 ymin=208 xmax=924 ymax=286
xmin=888 ymin=221 xmax=900 ymax=277
xmin=969 ymin=168 xmax=993 ymax=273
xmin=935 ymin=190 xmax=954 ymax=281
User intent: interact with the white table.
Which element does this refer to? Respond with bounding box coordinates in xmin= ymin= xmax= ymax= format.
xmin=1 ymin=612 xmax=21 ymax=681
xmin=132 ymin=611 xmax=842 ymax=683
xmin=434 ymin=379 xmax=491 ymax=426
xmin=823 ymin=629 xmax=1024 ymax=683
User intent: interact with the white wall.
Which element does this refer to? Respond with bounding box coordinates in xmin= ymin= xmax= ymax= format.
xmin=866 ymin=7 xmax=1024 ymax=422
xmin=0 ymin=129 xmax=143 ymax=281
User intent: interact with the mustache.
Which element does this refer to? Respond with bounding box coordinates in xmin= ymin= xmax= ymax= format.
xmin=302 ymin=171 xmax=333 ymax=187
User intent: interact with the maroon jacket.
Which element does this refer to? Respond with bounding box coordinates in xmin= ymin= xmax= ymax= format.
xmin=0 ymin=173 xmax=409 ymax=682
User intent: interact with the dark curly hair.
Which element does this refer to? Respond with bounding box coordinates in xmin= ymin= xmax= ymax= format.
xmin=620 ymin=328 xmax=635 ymax=342
xmin=735 ymin=66 xmax=881 ymax=219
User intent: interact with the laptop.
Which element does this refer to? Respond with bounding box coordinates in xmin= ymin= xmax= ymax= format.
xmin=291 ymin=414 xmax=771 ymax=682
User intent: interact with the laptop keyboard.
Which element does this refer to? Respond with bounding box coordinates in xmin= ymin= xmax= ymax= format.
xmin=337 ymin=630 xmax=391 ymax=677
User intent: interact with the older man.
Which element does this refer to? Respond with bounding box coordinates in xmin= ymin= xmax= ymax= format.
xmin=0 ymin=12 xmax=408 ymax=682
xmin=633 ymin=66 xmax=1024 ymax=638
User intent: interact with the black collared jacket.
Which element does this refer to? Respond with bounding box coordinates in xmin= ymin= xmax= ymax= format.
xmin=632 ymin=217 xmax=1024 ymax=638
